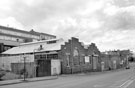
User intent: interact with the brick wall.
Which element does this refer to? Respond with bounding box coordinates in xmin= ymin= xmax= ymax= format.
xmin=87 ymin=43 xmax=101 ymax=71
xmin=101 ymin=54 xmax=123 ymax=71
xmin=59 ymin=37 xmax=101 ymax=74
xmin=101 ymin=54 xmax=110 ymax=70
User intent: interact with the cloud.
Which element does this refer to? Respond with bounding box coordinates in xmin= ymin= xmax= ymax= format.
xmin=112 ymin=0 xmax=135 ymax=7
xmin=0 ymin=17 xmax=25 ymax=30
xmin=92 ymin=30 xmax=135 ymax=51
xmin=103 ymin=5 xmax=135 ymax=30
xmin=8 ymin=0 xmax=91 ymax=27
xmin=0 ymin=0 xmax=135 ymax=51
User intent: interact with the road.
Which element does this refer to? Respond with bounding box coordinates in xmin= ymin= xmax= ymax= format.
xmin=1 ymin=66 xmax=135 ymax=88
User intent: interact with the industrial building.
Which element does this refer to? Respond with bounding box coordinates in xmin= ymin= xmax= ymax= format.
xmin=0 ymin=37 xmax=101 ymax=77
xmin=0 ymin=37 xmax=130 ymax=78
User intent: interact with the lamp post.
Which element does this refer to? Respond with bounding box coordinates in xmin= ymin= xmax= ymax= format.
xmin=20 ymin=54 xmax=27 ymax=81
xmin=33 ymin=49 xmax=38 ymax=77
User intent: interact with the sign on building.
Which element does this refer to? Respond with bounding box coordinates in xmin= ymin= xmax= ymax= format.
xmin=85 ymin=56 xmax=89 ymax=63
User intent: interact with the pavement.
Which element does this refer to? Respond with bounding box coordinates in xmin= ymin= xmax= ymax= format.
xmin=0 ymin=76 xmax=58 ymax=86
xmin=0 ymin=66 xmax=134 ymax=88
xmin=0 ymin=68 xmax=126 ymax=86
xmin=0 ymin=63 xmax=134 ymax=87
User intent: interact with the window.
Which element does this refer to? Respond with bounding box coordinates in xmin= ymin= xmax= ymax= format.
xmin=47 ymin=40 xmax=57 ymax=44
xmin=98 ymin=56 xmax=100 ymax=63
xmin=53 ymin=54 xmax=58 ymax=59
xmin=89 ymin=56 xmax=92 ymax=64
xmin=0 ymin=36 xmax=4 ymax=39
xmin=5 ymin=36 xmax=11 ymax=40
xmin=66 ymin=55 xmax=70 ymax=67
xmin=0 ymin=29 xmax=39 ymax=39
xmin=82 ymin=55 xmax=85 ymax=64
xmin=85 ymin=56 xmax=89 ymax=63
xmin=16 ymin=39 xmax=19 ymax=42
xmin=11 ymin=37 xmax=16 ymax=41
xmin=40 ymin=35 xmax=46 ymax=40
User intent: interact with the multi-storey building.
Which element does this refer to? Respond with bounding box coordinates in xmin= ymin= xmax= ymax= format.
xmin=0 ymin=25 xmax=56 ymax=53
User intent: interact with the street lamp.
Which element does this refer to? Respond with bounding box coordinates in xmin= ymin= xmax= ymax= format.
xmin=20 ymin=54 xmax=27 ymax=81
xmin=33 ymin=49 xmax=38 ymax=77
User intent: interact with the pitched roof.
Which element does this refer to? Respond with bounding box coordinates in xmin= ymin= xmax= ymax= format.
xmin=2 ymin=38 xmax=65 ymax=54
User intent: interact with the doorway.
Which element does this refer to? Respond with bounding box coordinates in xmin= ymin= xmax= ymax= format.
xmin=92 ymin=56 xmax=97 ymax=70
xmin=36 ymin=60 xmax=51 ymax=77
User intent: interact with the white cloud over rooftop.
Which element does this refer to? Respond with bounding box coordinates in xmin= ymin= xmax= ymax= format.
xmin=0 ymin=0 xmax=135 ymax=51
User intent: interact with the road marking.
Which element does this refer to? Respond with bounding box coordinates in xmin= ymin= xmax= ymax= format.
xmin=123 ymin=80 xmax=133 ymax=88
xmin=109 ymin=79 xmax=127 ymax=88
xmin=119 ymin=80 xmax=130 ymax=87
xmin=119 ymin=79 xmax=134 ymax=88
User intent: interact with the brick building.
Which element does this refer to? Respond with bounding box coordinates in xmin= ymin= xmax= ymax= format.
xmin=0 ymin=25 xmax=56 ymax=53
xmin=100 ymin=50 xmax=130 ymax=71
xmin=1 ymin=37 xmax=101 ymax=77
xmin=59 ymin=38 xmax=101 ymax=74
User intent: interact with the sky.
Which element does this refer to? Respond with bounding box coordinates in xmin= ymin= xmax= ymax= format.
xmin=0 ymin=0 xmax=135 ymax=52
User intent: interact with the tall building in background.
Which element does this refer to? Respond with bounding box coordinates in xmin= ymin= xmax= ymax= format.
xmin=0 ymin=25 xmax=56 ymax=53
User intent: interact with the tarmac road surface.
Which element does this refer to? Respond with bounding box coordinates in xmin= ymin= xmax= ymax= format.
xmin=1 ymin=65 xmax=135 ymax=88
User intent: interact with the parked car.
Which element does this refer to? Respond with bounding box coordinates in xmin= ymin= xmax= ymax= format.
xmin=126 ymin=65 xmax=130 ymax=69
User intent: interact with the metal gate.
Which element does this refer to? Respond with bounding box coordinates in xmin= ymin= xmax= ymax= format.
xmin=36 ymin=60 xmax=51 ymax=77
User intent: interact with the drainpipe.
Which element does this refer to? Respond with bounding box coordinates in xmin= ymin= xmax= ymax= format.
xmin=23 ymin=55 xmax=26 ymax=81
xmin=71 ymin=38 xmax=73 ymax=74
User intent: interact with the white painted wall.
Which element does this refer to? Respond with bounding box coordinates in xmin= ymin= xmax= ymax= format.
xmin=51 ymin=60 xmax=61 ymax=75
